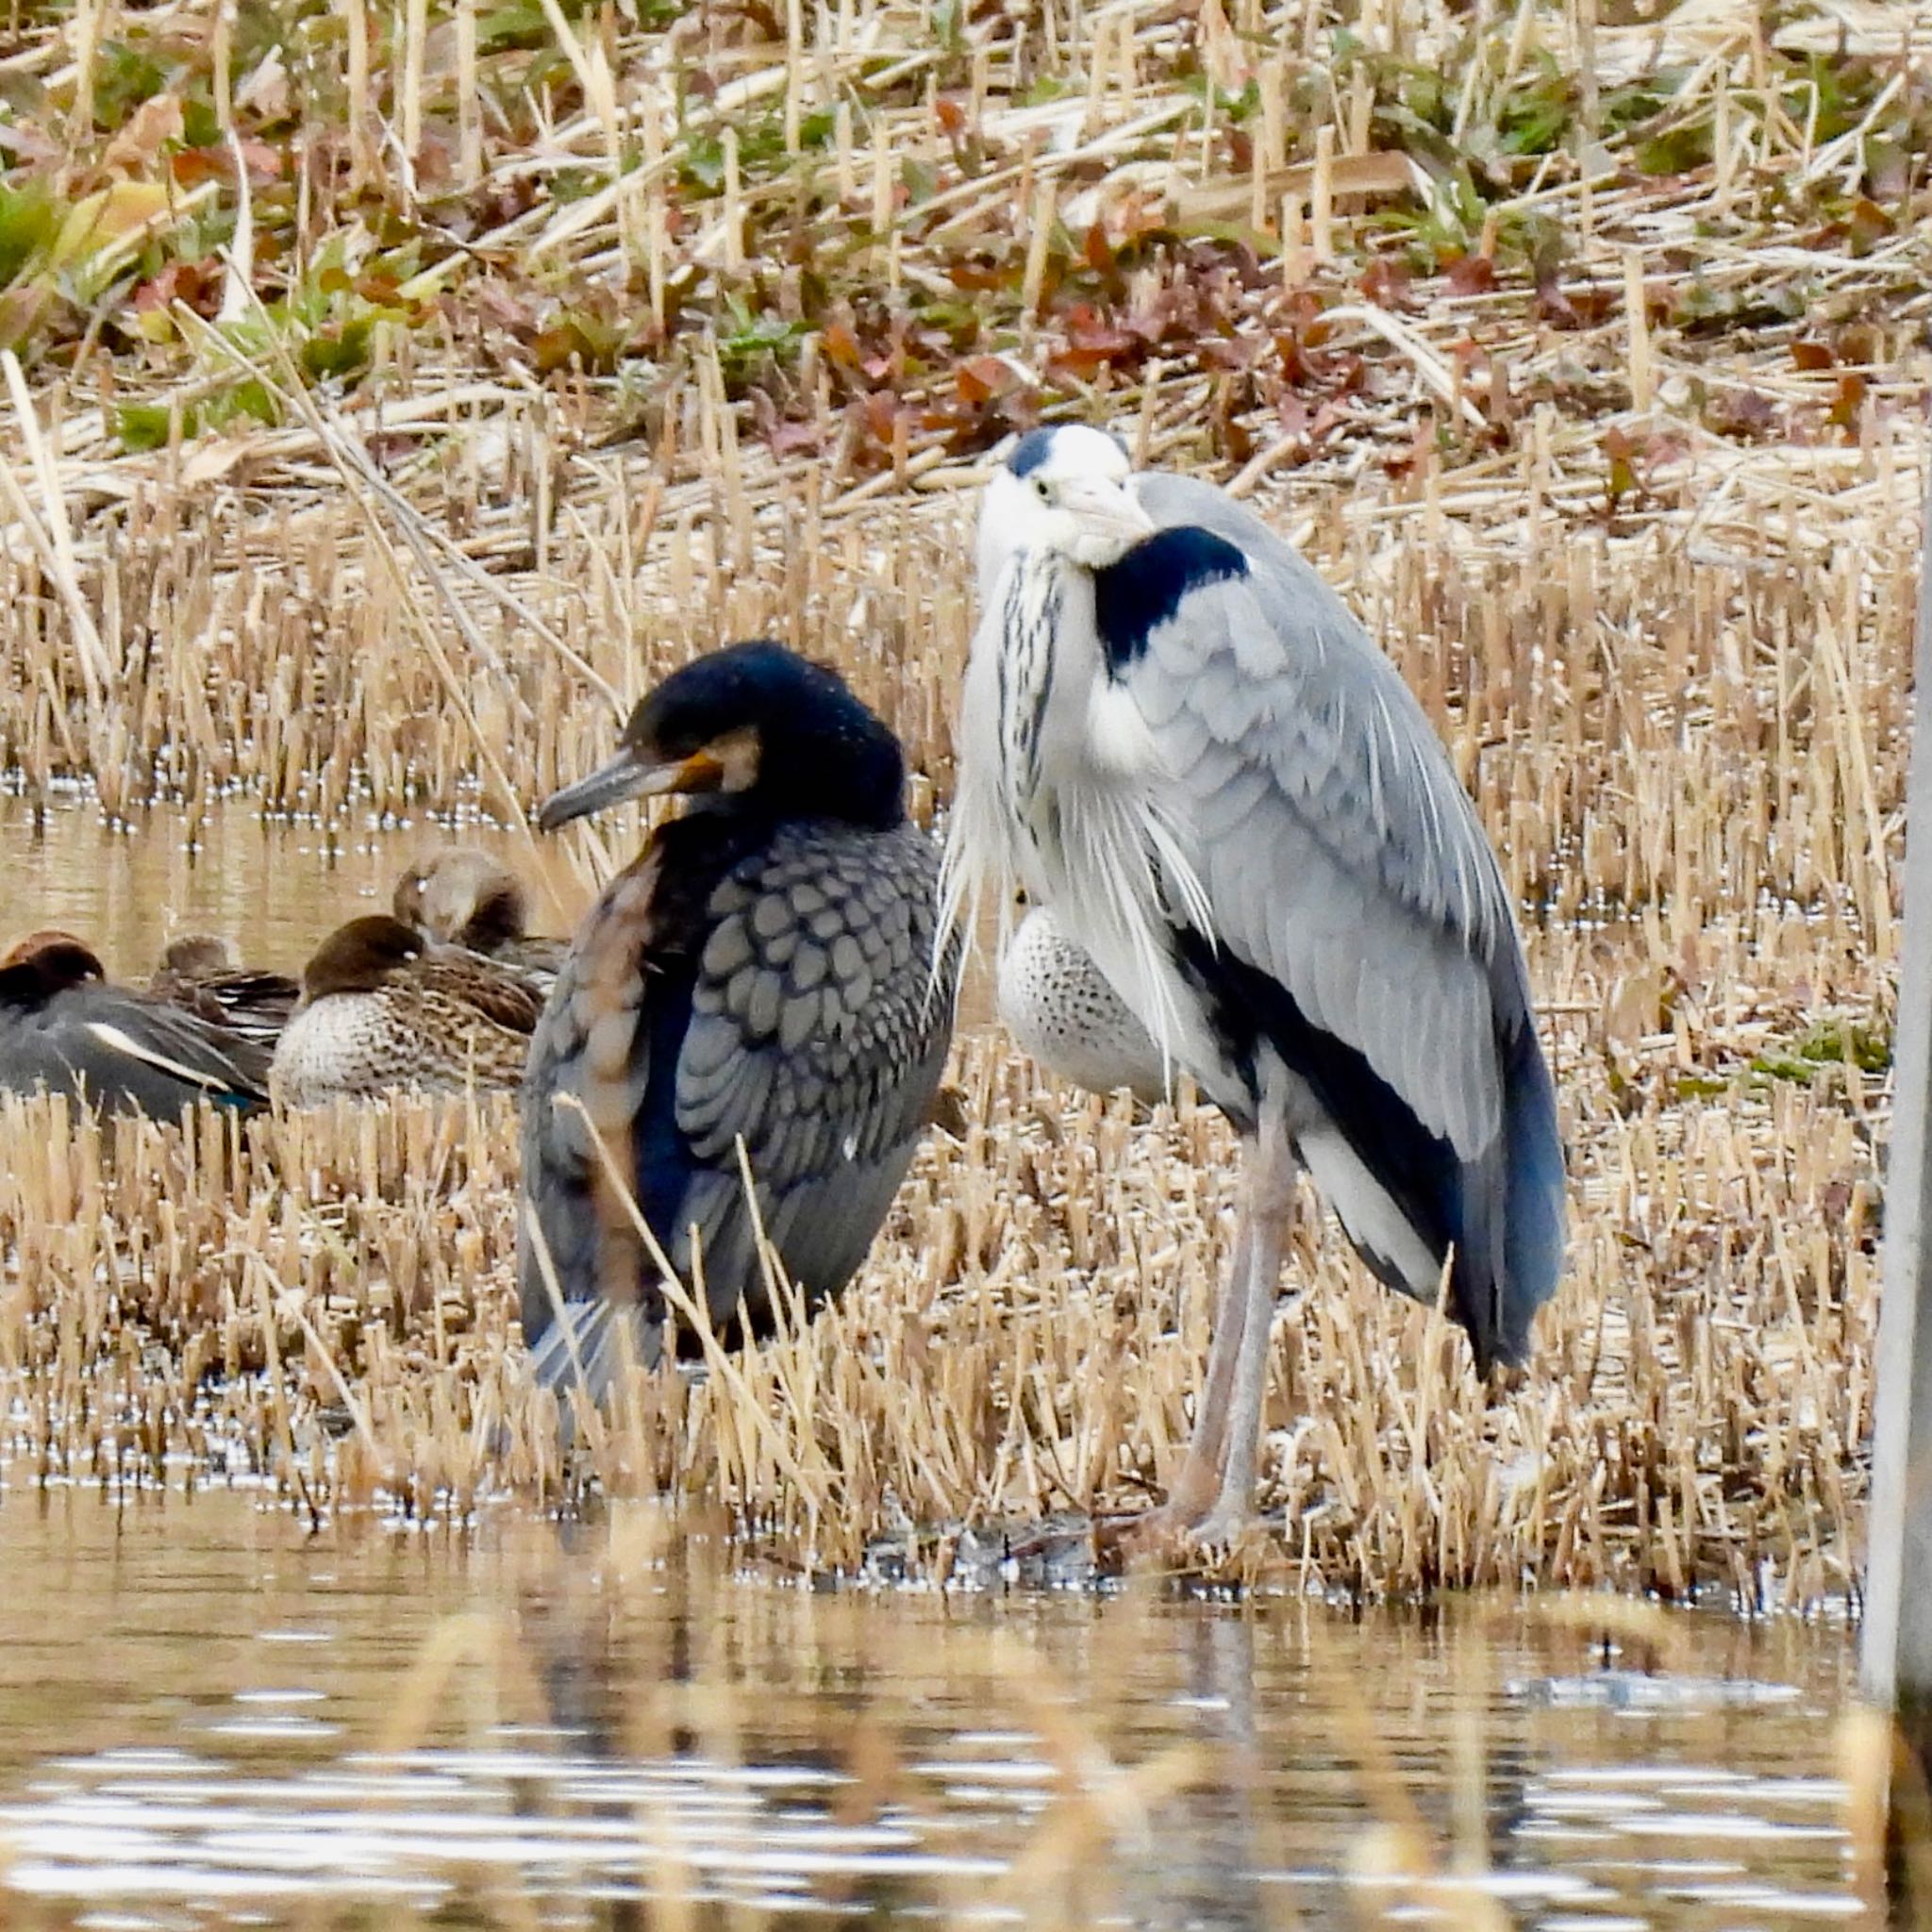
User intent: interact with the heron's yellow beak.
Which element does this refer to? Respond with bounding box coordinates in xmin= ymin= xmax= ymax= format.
xmin=1058 ymin=475 xmax=1156 ymax=566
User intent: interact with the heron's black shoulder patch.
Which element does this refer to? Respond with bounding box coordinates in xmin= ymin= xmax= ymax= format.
xmin=1093 ymin=525 xmax=1248 ymax=669
xmin=1008 ymin=428 xmax=1057 ymax=476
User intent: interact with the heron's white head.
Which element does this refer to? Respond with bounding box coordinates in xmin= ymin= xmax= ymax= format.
xmin=976 ymin=425 xmax=1154 ymax=590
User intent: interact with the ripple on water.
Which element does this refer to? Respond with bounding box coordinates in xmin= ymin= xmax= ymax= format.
xmin=5 ymin=1751 xmax=1008 ymax=1915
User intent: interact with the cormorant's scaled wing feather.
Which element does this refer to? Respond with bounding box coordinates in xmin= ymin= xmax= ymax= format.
xmin=673 ymin=821 xmax=956 ymax=1319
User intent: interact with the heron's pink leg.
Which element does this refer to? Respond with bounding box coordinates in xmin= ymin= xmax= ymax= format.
xmin=1153 ymin=1209 xmax=1256 ymax=1521
xmin=1191 ymin=1128 xmax=1300 ymax=1540
xmin=1106 ymin=1126 xmax=1298 ymax=1552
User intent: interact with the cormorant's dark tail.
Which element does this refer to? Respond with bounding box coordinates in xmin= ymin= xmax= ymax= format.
xmin=523 ymin=1295 xmax=663 ymax=1439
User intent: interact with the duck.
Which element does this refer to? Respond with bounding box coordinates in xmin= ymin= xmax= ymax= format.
xmin=995 ymin=901 xmax=1166 ymax=1105
xmin=0 ymin=930 xmax=271 ymax=1117
xmin=149 ymin=935 xmax=301 ymax=1049
xmin=519 ymin=638 xmax=958 ymax=1409
xmin=391 ymin=849 xmax=566 ymax=986
xmin=270 ymin=914 xmax=539 ymax=1107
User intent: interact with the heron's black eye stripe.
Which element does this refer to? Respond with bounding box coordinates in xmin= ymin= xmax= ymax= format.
xmin=1008 ymin=426 xmax=1057 ymax=475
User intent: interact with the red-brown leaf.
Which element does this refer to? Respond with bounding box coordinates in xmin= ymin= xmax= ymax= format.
xmin=1829 ymin=371 xmax=1869 ymax=431
xmin=768 ymin=418 xmax=824 ymax=457
xmin=168 ymin=147 xmax=225 ymax=188
xmin=1704 ymin=387 xmax=1777 ymax=440
xmin=1358 ymin=257 xmax=1412 ymax=310
xmin=132 ymin=258 xmax=220 ymax=316
xmin=472 ymin=278 xmax=536 ymax=333
xmin=237 ymin=139 xmax=285 ymax=182
xmin=954 ymin=355 xmax=1012 ymax=404
xmin=1046 ymin=344 xmax=1120 ymax=380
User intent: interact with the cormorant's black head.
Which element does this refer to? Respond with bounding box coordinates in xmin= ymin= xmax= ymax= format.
xmin=538 ymin=640 xmax=908 ymax=834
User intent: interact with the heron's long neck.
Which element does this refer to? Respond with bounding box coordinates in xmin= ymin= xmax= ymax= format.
xmin=993 ymin=550 xmax=1068 ymax=851
xmin=985 ymin=550 xmax=1212 ymax=1088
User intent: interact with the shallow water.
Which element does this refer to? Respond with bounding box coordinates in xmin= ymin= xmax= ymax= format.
xmin=0 ymin=794 xmax=1878 ymax=1926
xmin=0 ymin=791 xmax=583 ymax=983
xmin=0 ymin=791 xmax=1003 ymax=1026
xmin=0 ymin=1488 xmax=1869 ymax=1929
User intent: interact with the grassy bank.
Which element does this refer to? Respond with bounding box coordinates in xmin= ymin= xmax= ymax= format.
xmin=0 ymin=0 xmax=1927 ymax=1593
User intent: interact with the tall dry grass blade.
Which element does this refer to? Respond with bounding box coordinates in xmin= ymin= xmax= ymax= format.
xmin=1 ymin=352 xmax=112 ymax=712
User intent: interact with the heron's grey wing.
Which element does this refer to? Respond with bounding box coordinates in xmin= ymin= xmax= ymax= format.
xmin=1128 ymin=568 xmax=1511 ymax=1143
xmin=673 ymin=820 xmax=956 ymax=1330
xmin=1134 ymin=471 xmax=1511 ymax=967
xmin=1116 ymin=541 xmax=1563 ymax=1358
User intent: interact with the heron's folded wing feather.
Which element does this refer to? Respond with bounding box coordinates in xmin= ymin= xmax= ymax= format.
xmin=1123 ymin=559 xmax=1524 ymax=1160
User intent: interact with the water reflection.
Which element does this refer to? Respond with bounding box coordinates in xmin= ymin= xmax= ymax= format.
xmin=0 ymin=1489 xmax=1865 ymax=1928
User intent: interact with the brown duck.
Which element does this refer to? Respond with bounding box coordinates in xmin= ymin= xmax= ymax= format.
xmin=270 ymin=914 xmax=538 ymax=1107
xmin=391 ymin=850 xmax=566 ymax=985
xmin=149 ymin=935 xmax=301 ymax=1049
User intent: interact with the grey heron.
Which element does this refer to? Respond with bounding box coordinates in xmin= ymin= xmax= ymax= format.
xmin=520 ymin=639 xmax=956 ymax=1407
xmin=945 ymin=424 xmax=1565 ymax=1544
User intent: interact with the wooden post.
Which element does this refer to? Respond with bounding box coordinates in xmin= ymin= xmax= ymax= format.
xmin=1866 ymin=450 xmax=1932 ymax=1902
